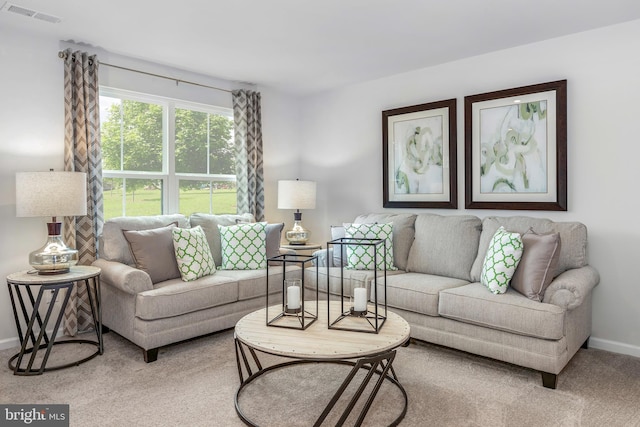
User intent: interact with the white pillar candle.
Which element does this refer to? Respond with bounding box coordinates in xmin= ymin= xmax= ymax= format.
xmin=287 ymin=286 xmax=300 ymax=310
xmin=353 ymin=287 xmax=367 ymax=312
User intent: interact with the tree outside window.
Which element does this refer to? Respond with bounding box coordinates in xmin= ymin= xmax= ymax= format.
xmin=100 ymin=90 xmax=236 ymax=220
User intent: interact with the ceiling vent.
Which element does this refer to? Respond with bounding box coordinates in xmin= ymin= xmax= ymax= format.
xmin=1 ymin=2 xmax=61 ymax=23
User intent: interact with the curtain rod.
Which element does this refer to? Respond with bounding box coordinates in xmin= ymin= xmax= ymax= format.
xmin=58 ymin=50 xmax=232 ymax=94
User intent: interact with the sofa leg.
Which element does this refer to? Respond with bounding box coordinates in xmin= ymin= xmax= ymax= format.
xmin=581 ymin=337 xmax=590 ymax=349
xmin=144 ymin=348 xmax=159 ymax=363
xmin=541 ymin=372 xmax=558 ymax=389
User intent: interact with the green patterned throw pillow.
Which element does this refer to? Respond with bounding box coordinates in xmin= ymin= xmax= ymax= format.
xmin=218 ymin=222 xmax=267 ymax=270
xmin=344 ymin=223 xmax=397 ymax=271
xmin=481 ymin=226 xmax=523 ymax=294
xmin=172 ymin=226 xmax=216 ymax=281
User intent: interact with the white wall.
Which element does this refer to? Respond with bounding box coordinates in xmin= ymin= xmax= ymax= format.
xmin=298 ymin=19 xmax=640 ymax=356
xmin=0 ymin=28 xmax=64 ymax=348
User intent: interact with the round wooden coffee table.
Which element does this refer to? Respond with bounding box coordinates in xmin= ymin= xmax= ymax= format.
xmin=234 ymin=300 xmax=410 ymax=426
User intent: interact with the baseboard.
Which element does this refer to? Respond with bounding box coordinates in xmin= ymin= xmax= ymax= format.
xmin=0 ymin=327 xmax=65 ymax=352
xmin=0 ymin=336 xmax=19 ymax=351
xmin=589 ymin=337 xmax=640 ymax=358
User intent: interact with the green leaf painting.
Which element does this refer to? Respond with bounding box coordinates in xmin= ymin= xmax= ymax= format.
xmin=479 ymin=101 xmax=547 ymax=194
xmin=394 ymin=116 xmax=444 ymax=194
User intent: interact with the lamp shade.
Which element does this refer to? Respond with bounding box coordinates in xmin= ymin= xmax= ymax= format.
xmin=16 ymin=171 xmax=87 ymax=218
xmin=277 ymin=180 xmax=316 ymax=210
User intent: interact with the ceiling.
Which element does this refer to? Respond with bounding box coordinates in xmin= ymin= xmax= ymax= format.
xmin=3 ymin=0 xmax=640 ymax=95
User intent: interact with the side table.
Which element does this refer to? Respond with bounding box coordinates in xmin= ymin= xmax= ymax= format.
xmin=6 ymin=265 xmax=103 ymax=375
xmin=280 ymin=243 xmax=322 ymax=255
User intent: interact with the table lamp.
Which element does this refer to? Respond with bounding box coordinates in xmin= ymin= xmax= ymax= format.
xmin=16 ymin=170 xmax=87 ymax=274
xmin=277 ymin=179 xmax=316 ymax=245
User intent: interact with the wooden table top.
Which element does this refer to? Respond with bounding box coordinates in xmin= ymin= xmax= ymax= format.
xmin=7 ymin=265 xmax=101 ymax=285
xmin=234 ymin=300 xmax=410 ymax=360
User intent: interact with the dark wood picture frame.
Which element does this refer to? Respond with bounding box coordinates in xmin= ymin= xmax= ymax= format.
xmin=382 ymin=99 xmax=457 ymax=209
xmin=464 ymin=80 xmax=567 ymax=210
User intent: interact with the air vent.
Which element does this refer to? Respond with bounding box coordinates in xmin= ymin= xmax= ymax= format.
xmin=1 ymin=2 xmax=61 ymax=23
xmin=33 ymin=12 xmax=61 ymax=23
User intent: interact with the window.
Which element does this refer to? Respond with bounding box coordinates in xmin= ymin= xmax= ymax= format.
xmin=99 ymin=88 xmax=236 ymax=220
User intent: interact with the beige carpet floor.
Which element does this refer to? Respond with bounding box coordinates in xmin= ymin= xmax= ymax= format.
xmin=1 ymin=330 xmax=640 ymax=426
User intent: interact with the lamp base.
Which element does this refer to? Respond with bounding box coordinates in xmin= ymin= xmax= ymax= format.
xmin=285 ymin=211 xmax=310 ymax=245
xmin=29 ymin=223 xmax=79 ymax=275
xmin=285 ymin=220 xmax=310 ymax=245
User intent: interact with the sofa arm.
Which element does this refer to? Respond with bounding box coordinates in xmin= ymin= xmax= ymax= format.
xmin=542 ymin=265 xmax=600 ymax=310
xmin=278 ymin=248 xmax=296 ymax=256
xmin=313 ymin=248 xmax=334 ymax=267
xmin=93 ymin=258 xmax=153 ymax=295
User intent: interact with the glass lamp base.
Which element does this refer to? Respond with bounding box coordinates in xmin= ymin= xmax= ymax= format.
xmin=29 ymin=233 xmax=79 ymax=275
xmin=285 ymin=220 xmax=310 ymax=245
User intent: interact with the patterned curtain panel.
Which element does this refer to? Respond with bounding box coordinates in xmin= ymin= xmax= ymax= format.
xmin=62 ymin=49 xmax=104 ymax=335
xmin=232 ymin=90 xmax=265 ymax=222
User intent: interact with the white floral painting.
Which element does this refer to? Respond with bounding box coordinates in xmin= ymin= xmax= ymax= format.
xmin=393 ymin=115 xmax=444 ymax=195
xmin=383 ymin=99 xmax=457 ymax=209
xmin=465 ymin=80 xmax=567 ymax=211
xmin=479 ymin=101 xmax=547 ymax=194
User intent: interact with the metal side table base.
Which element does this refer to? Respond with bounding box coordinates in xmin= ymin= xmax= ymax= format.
xmin=6 ymin=266 xmax=103 ymax=376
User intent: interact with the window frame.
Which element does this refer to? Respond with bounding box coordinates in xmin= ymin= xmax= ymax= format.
xmin=100 ymin=86 xmax=236 ymax=217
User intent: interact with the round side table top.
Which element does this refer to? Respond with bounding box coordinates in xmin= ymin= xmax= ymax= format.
xmin=280 ymin=243 xmax=322 ymax=251
xmin=235 ymin=300 xmax=410 ymax=360
xmin=7 ymin=265 xmax=101 ymax=284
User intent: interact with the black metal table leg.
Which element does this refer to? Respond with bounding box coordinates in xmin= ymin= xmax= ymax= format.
xmin=6 ymin=267 xmax=104 ymax=375
xmin=234 ymin=348 xmax=408 ymax=427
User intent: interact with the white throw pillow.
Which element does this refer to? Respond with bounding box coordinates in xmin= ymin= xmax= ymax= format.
xmin=344 ymin=223 xmax=397 ymax=271
xmin=218 ymin=222 xmax=267 ymax=270
xmin=172 ymin=226 xmax=216 ymax=281
xmin=481 ymin=226 xmax=523 ymax=294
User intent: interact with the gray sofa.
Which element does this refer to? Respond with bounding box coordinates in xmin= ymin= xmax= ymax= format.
xmin=93 ymin=213 xmax=296 ymax=362
xmin=310 ymin=213 xmax=599 ymax=389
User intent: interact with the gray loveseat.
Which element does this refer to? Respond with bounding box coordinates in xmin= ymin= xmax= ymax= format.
xmin=93 ymin=213 xmax=295 ymax=362
xmin=311 ymin=213 xmax=599 ymax=389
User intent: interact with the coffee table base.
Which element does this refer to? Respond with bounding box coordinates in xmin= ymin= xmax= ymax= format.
xmin=234 ymin=337 xmax=408 ymax=427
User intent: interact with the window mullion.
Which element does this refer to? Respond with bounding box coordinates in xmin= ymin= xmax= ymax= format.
xmin=166 ymin=102 xmax=177 ymax=214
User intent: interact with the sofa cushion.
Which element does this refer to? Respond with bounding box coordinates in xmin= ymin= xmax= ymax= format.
xmin=218 ymin=222 xmax=267 ymax=270
xmin=372 ymin=273 xmax=469 ymax=316
xmin=172 ymin=226 xmax=216 ymax=282
xmin=406 ymin=214 xmax=482 ymax=281
xmin=438 ymin=283 xmax=565 ymax=340
xmin=344 ymin=222 xmax=397 ymax=271
xmin=100 ymin=214 xmax=189 ymax=265
xmin=312 ymin=267 xmax=405 ymax=297
xmin=123 ymin=223 xmax=181 ymax=284
xmin=189 ymin=213 xmax=254 ymax=266
xmin=135 ymin=275 xmax=238 ymax=320
xmin=470 ymin=216 xmax=588 ymax=282
xmin=352 ymin=213 xmax=417 ymax=271
xmin=217 ymin=266 xmax=301 ymax=301
xmin=511 ymin=229 xmax=561 ymax=301
xmin=480 ymin=227 xmax=523 ymax=294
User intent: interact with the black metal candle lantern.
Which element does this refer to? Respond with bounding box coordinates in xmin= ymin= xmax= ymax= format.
xmin=266 ymin=253 xmax=318 ymax=330
xmin=326 ymin=237 xmax=387 ymax=333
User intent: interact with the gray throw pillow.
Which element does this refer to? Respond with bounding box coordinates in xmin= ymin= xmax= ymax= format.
xmin=123 ymin=223 xmax=181 ymax=284
xmin=265 ymin=223 xmax=284 ymax=259
xmin=330 ymin=225 xmax=347 ymax=266
xmin=510 ymin=229 xmax=561 ymax=301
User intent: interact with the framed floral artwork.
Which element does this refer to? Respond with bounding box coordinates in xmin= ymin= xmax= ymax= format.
xmin=464 ymin=80 xmax=567 ymax=210
xmin=382 ymin=98 xmax=457 ymax=209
